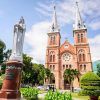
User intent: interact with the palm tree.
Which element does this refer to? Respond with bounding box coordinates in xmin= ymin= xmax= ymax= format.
xmin=44 ymin=68 xmax=52 ymax=84
xmin=64 ymin=68 xmax=80 ymax=92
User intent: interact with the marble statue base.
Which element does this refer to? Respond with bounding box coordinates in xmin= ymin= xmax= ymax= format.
xmin=0 ymin=61 xmax=23 ymax=99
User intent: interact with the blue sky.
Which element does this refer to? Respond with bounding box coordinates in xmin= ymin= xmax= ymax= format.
xmin=0 ymin=0 xmax=100 ymax=64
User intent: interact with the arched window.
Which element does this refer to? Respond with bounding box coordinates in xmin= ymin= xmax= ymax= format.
xmin=49 ymin=51 xmax=55 ymax=62
xmin=81 ymin=34 xmax=84 ymax=42
xmin=79 ymin=54 xmax=82 ymax=61
xmin=53 ymin=36 xmax=55 ymax=44
xmin=78 ymin=49 xmax=85 ymax=62
xmin=50 ymin=36 xmax=53 ymax=45
xmin=53 ymin=55 xmax=55 ymax=62
xmin=80 ymin=65 xmax=82 ymax=71
xmin=50 ymin=55 xmax=52 ymax=62
xmin=83 ymin=54 xmax=85 ymax=61
xmin=78 ymin=34 xmax=81 ymax=43
xmin=66 ymin=65 xmax=68 ymax=69
xmin=50 ymin=65 xmax=52 ymax=70
xmin=53 ymin=65 xmax=55 ymax=70
xmin=84 ymin=65 xmax=86 ymax=71
xmin=69 ymin=65 xmax=72 ymax=69
xmin=50 ymin=36 xmax=56 ymax=45
xmin=63 ymin=65 xmax=65 ymax=70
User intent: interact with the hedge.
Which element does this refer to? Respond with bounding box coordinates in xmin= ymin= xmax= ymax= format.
xmin=80 ymin=72 xmax=100 ymax=96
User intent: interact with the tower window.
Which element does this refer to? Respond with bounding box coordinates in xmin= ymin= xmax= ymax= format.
xmin=53 ymin=65 xmax=55 ymax=70
xmin=84 ymin=65 xmax=86 ymax=71
xmin=78 ymin=49 xmax=85 ymax=62
xmin=79 ymin=54 xmax=82 ymax=61
xmin=83 ymin=54 xmax=85 ymax=61
xmin=50 ymin=36 xmax=53 ymax=45
xmin=53 ymin=55 xmax=55 ymax=62
xmin=50 ymin=55 xmax=52 ymax=62
xmin=78 ymin=34 xmax=81 ymax=43
xmin=69 ymin=65 xmax=72 ymax=68
xmin=50 ymin=65 xmax=52 ymax=70
xmin=80 ymin=65 xmax=82 ymax=71
xmin=81 ymin=34 xmax=84 ymax=42
xmin=53 ymin=36 xmax=56 ymax=44
xmin=66 ymin=65 xmax=68 ymax=69
xmin=63 ymin=65 xmax=65 ymax=70
xmin=49 ymin=51 xmax=55 ymax=62
xmin=50 ymin=36 xmax=56 ymax=45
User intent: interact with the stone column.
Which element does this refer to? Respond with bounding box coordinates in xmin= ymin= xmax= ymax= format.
xmin=0 ymin=61 xmax=23 ymax=99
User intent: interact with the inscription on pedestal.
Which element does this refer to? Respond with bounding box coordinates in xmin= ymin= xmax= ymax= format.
xmin=5 ymin=65 xmax=21 ymax=80
xmin=6 ymin=72 xmax=15 ymax=80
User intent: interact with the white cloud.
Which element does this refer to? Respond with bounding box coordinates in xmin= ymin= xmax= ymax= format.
xmin=25 ymin=21 xmax=50 ymax=64
xmin=89 ymin=35 xmax=100 ymax=61
xmin=36 ymin=0 xmax=100 ymax=30
xmin=88 ymin=22 xmax=100 ymax=30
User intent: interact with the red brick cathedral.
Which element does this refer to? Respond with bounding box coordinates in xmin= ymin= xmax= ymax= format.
xmin=45 ymin=3 xmax=92 ymax=89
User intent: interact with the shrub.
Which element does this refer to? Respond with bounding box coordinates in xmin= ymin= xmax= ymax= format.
xmin=20 ymin=88 xmax=38 ymax=100
xmin=44 ymin=90 xmax=72 ymax=100
xmin=80 ymin=72 xmax=100 ymax=96
xmin=0 ymin=74 xmax=5 ymax=89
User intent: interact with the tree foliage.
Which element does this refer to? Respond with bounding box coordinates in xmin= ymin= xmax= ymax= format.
xmin=97 ymin=63 xmax=100 ymax=77
xmin=22 ymin=54 xmax=51 ymax=86
xmin=0 ymin=40 xmax=6 ymax=64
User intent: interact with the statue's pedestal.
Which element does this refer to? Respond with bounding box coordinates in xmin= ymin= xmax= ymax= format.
xmin=0 ymin=61 xmax=23 ymax=100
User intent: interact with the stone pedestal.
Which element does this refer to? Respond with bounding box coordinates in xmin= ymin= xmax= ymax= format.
xmin=0 ymin=61 xmax=23 ymax=100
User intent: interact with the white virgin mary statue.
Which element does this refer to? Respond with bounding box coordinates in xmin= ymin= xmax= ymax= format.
xmin=9 ymin=17 xmax=26 ymax=62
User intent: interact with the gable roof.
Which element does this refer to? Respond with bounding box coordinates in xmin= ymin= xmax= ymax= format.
xmin=60 ymin=40 xmax=75 ymax=55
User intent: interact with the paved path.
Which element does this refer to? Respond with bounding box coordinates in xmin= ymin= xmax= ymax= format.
xmin=38 ymin=93 xmax=46 ymax=99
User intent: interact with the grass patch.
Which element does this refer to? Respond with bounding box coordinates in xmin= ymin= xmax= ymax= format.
xmin=72 ymin=92 xmax=100 ymax=100
xmin=72 ymin=93 xmax=89 ymax=99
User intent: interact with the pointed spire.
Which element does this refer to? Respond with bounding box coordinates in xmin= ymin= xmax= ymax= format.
xmin=73 ymin=2 xmax=86 ymax=30
xmin=49 ymin=4 xmax=60 ymax=33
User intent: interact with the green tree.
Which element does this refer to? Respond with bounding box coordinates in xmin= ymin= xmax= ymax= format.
xmin=0 ymin=40 xmax=6 ymax=64
xmin=45 ymin=68 xmax=52 ymax=80
xmin=80 ymin=72 xmax=100 ymax=100
xmin=3 ymin=49 xmax=12 ymax=61
xmin=21 ymin=54 xmax=51 ymax=86
xmin=97 ymin=63 xmax=100 ymax=77
xmin=21 ymin=54 xmax=33 ymax=84
xmin=64 ymin=69 xmax=80 ymax=92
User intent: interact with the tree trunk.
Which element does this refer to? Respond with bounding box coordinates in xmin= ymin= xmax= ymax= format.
xmin=70 ymin=82 xmax=74 ymax=92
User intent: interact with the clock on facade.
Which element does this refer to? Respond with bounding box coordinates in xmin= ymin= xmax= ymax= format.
xmin=63 ymin=53 xmax=71 ymax=61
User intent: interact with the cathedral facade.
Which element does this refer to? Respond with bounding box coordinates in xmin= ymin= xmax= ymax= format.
xmin=45 ymin=3 xmax=92 ymax=89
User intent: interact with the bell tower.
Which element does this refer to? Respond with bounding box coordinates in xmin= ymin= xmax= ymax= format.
xmin=73 ymin=2 xmax=92 ymax=74
xmin=45 ymin=5 xmax=61 ymax=89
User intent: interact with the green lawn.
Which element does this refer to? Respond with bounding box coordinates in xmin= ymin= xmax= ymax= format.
xmin=72 ymin=93 xmax=89 ymax=99
xmin=72 ymin=93 xmax=100 ymax=100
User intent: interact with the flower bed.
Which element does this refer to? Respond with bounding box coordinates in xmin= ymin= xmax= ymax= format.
xmin=44 ymin=90 xmax=72 ymax=100
xmin=20 ymin=88 xmax=38 ymax=100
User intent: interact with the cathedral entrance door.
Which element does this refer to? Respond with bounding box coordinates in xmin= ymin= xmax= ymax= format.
xmin=64 ymin=80 xmax=70 ymax=90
